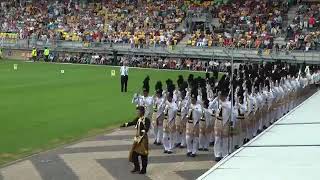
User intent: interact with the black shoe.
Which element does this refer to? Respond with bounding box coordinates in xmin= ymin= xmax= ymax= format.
xmin=139 ymin=169 xmax=146 ymax=174
xmin=234 ymin=145 xmax=239 ymax=150
xmin=187 ymin=152 xmax=192 ymax=157
xmin=179 ymin=145 xmax=185 ymax=149
xmin=156 ymin=142 xmax=162 ymax=146
xmin=198 ymin=148 xmax=204 ymax=151
xmin=167 ymin=151 xmax=173 ymax=154
xmin=164 ymin=150 xmax=168 ymax=154
xmin=203 ymin=148 xmax=209 ymax=151
xmin=243 ymin=139 xmax=247 ymax=145
xmin=243 ymin=138 xmax=250 ymax=144
xmin=175 ymin=143 xmax=181 ymax=148
xmin=257 ymin=129 xmax=262 ymax=134
xmin=153 ymin=141 xmax=157 ymax=145
xmin=263 ymin=126 xmax=267 ymax=130
xmin=191 ymin=153 xmax=196 ymax=157
xmin=209 ymin=142 xmax=215 ymax=146
xmin=131 ymin=168 xmax=140 ymax=173
xmin=215 ymin=157 xmax=222 ymax=162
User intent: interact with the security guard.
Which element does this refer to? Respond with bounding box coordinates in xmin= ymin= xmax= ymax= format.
xmin=44 ymin=47 xmax=50 ymax=62
xmin=31 ymin=47 xmax=37 ymax=61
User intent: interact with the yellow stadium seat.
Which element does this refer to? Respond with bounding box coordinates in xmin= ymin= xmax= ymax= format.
xmin=191 ymin=40 xmax=196 ymax=46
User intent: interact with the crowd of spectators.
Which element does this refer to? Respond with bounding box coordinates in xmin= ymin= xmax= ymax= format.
xmin=46 ymin=52 xmax=229 ymax=72
xmin=188 ymin=0 xmax=288 ymax=49
xmin=119 ymin=56 xmax=218 ymax=71
xmin=0 ymin=0 xmax=188 ymax=47
xmin=286 ymin=3 xmax=320 ymax=51
xmin=0 ymin=0 xmax=319 ymax=52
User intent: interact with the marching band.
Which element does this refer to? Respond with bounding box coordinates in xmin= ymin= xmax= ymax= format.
xmin=129 ymin=62 xmax=320 ymax=163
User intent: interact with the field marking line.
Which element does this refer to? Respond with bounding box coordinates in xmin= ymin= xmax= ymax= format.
xmin=1 ymin=160 xmax=42 ymax=180
xmin=60 ymin=150 xmax=213 ymax=180
xmin=147 ymin=161 xmax=213 ymax=180
xmin=66 ymin=139 xmax=132 ymax=148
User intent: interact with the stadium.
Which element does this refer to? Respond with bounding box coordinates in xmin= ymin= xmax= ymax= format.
xmin=0 ymin=0 xmax=320 ymax=180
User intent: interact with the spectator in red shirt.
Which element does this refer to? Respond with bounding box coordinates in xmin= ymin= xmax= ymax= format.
xmin=309 ymin=16 xmax=316 ymax=28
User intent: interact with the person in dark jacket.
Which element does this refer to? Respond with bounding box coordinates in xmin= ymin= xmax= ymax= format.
xmin=120 ymin=106 xmax=151 ymax=174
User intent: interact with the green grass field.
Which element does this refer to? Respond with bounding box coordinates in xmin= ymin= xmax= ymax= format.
xmin=0 ymin=60 xmax=204 ymax=165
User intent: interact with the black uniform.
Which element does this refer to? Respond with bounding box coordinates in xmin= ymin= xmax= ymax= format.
xmin=122 ymin=116 xmax=151 ymax=174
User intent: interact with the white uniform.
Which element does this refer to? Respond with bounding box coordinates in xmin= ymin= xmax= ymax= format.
xmin=273 ymin=85 xmax=283 ymax=120
xmin=278 ymin=85 xmax=286 ymax=116
xmin=247 ymin=93 xmax=256 ymax=138
xmin=234 ymin=100 xmax=247 ymax=147
xmin=208 ymin=97 xmax=219 ymax=143
xmin=207 ymin=84 xmax=214 ymax=100
xmin=132 ymin=95 xmax=154 ymax=120
xmin=254 ymin=92 xmax=263 ymax=135
xmin=282 ymin=81 xmax=290 ymax=114
xmin=231 ymin=104 xmax=239 ymax=150
xmin=214 ymin=100 xmax=232 ymax=159
xmin=176 ymin=97 xmax=189 ymax=147
xmin=294 ymin=77 xmax=301 ymax=107
xmin=270 ymin=86 xmax=277 ymax=123
xmin=256 ymin=91 xmax=266 ymax=131
xmin=186 ymin=103 xmax=202 ymax=155
xmin=163 ymin=100 xmax=178 ymax=152
xmin=289 ymin=78 xmax=297 ymax=110
xmin=265 ymin=89 xmax=275 ymax=125
xmin=153 ymin=96 xmax=166 ymax=143
xmin=199 ymin=107 xmax=214 ymax=150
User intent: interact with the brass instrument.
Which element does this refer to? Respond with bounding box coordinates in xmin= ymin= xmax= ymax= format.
xmin=134 ymin=117 xmax=146 ymax=144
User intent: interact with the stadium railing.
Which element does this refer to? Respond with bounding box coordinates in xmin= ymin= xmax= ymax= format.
xmin=1 ymin=39 xmax=320 ymax=63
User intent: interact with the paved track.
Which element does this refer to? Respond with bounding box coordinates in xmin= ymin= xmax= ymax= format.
xmin=0 ymin=128 xmax=214 ymax=180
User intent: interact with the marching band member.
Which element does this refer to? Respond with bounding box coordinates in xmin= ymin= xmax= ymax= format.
xmin=249 ymin=83 xmax=258 ymax=138
xmin=208 ymin=92 xmax=219 ymax=146
xmin=176 ymin=80 xmax=189 ymax=148
xmin=120 ymin=106 xmax=151 ymax=174
xmin=233 ymin=87 xmax=247 ymax=149
xmin=163 ymin=80 xmax=177 ymax=154
xmin=214 ymin=80 xmax=232 ymax=162
xmin=132 ymin=76 xmax=154 ymax=121
xmin=199 ymin=88 xmax=212 ymax=151
xmin=152 ymin=81 xmax=165 ymax=145
xmin=264 ymin=79 xmax=275 ymax=127
xmin=186 ymin=85 xmax=202 ymax=157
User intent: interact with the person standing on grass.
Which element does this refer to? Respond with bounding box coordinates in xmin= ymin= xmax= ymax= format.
xmin=120 ymin=62 xmax=129 ymax=92
xmin=44 ymin=47 xmax=50 ymax=62
xmin=31 ymin=47 xmax=37 ymax=62
xmin=120 ymin=106 xmax=151 ymax=174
